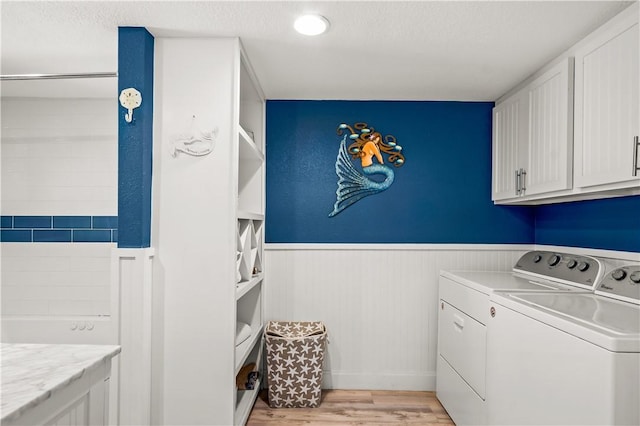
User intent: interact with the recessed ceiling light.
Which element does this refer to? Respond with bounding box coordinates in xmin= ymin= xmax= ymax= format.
xmin=294 ymin=14 xmax=330 ymax=36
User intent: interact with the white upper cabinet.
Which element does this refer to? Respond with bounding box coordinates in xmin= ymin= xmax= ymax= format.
xmin=574 ymin=11 xmax=639 ymax=189
xmin=526 ymin=59 xmax=574 ymax=196
xmin=493 ymin=3 xmax=640 ymax=204
xmin=492 ymin=88 xmax=528 ymax=201
xmin=492 ymin=59 xmax=572 ymax=202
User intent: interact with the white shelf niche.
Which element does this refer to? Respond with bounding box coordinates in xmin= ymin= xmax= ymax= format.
xmin=238 ymin=127 xmax=264 ymax=215
xmin=234 ymin=339 xmax=263 ymax=425
xmin=235 ymin=283 xmax=263 ymax=374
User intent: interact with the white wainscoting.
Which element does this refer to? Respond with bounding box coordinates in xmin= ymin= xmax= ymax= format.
xmin=264 ymin=244 xmax=530 ymax=391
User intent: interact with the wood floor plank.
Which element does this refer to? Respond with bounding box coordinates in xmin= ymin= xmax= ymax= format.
xmin=246 ymin=389 xmax=454 ymax=425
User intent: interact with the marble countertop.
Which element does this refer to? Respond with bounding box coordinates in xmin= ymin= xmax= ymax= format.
xmin=1 ymin=343 xmax=121 ymax=422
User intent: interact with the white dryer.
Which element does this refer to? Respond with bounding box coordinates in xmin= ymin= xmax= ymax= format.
xmin=437 ymin=250 xmax=608 ymax=425
xmin=486 ymin=264 xmax=640 ymax=425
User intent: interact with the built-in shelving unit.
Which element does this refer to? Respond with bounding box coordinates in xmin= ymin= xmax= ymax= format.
xmin=233 ymin=47 xmax=265 ymax=426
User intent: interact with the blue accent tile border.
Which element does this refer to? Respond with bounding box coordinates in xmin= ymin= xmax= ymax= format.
xmin=1 ymin=216 xmax=13 ymax=228
xmin=0 ymin=216 xmax=118 ymax=243
xmin=34 ymin=230 xmax=72 ymax=242
xmin=73 ymin=230 xmax=112 ymax=243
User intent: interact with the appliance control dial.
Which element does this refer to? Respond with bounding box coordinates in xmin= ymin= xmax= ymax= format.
xmin=533 ymin=255 xmax=542 ymax=263
xmin=577 ymin=262 xmax=590 ymax=272
xmin=567 ymin=259 xmax=577 ymax=269
xmin=612 ymin=269 xmax=627 ymax=281
xmin=630 ymin=271 xmax=640 ymax=284
xmin=548 ymin=255 xmax=561 ymax=266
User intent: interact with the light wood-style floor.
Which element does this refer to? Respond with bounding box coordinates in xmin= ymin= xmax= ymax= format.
xmin=247 ymin=389 xmax=454 ymax=425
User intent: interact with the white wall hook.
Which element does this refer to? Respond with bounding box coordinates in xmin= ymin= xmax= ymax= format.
xmin=119 ymin=87 xmax=142 ymax=123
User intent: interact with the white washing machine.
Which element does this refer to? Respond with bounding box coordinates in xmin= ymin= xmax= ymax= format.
xmin=437 ymin=250 xmax=610 ymax=425
xmin=486 ymin=264 xmax=640 ymax=425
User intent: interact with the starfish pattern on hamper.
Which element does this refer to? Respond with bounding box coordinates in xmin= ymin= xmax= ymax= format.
xmin=300 ymin=364 xmax=311 ymax=374
xmin=300 ymin=342 xmax=311 ymax=353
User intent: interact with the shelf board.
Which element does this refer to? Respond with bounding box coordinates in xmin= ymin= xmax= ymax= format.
xmin=237 ymin=211 xmax=264 ymax=221
xmin=236 ymin=274 xmax=263 ymax=300
xmin=235 ymin=325 xmax=263 ymax=375
xmin=239 ymin=125 xmax=264 ymax=163
xmin=235 ymin=379 xmax=261 ymax=426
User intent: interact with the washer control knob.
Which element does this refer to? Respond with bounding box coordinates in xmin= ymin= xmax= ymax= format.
xmin=612 ymin=269 xmax=627 ymax=281
xmin=567 ymin=259 xmax=577 ymax=269
xmin=628 ymin=271 xmax=640 ymax=284
xmin=548 ymin=255 xmax=561 ymax=266
xmin=533 ymin=255 xmax=542 ymax=263
xmin=577 ymin=262 xmax=590 ymax=272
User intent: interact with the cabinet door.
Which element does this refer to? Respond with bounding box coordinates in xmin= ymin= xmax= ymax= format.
xmin=525 ymin=58 xmax=574 ymax=196
xmin=492 ymin=88 xmax=528 ymax=201
xmin=574 ymin=14 xmax=639 ymax=188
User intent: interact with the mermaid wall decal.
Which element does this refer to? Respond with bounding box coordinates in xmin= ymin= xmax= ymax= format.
xmin=329 ymin=122 xmax=405 ymax=217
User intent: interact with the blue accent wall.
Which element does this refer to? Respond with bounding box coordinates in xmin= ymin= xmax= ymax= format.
xmin=266 ymin=100 xmax=535 ymax=244
xmin=118 ymin=27 xmax=154 ymax=248
xmin=535 ymin=196 xmax=640 ymax=252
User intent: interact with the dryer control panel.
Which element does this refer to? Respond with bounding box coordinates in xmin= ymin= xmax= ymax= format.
xmin=513 ymin=251 xmax=601 ymax=290
xmin=596 ymin=265 xmax=640 ymax=305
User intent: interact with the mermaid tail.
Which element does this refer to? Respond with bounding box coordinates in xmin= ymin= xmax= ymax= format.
xmin=329 ymin=136 xmax=394 ymax=217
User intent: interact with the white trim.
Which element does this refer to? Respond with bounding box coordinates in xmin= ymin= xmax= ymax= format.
xmin=111 ymin=247 xmax=155 ymax=426
xmin=322 ymin=370 xmax=436 ymax=391
xmin=265 ymin=244 xmax=639 ymax=261
xmin=265 ymin=243 xmax=534 ymax=251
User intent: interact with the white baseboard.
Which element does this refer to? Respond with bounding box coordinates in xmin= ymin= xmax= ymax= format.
xmin=321 ymin=371 xmax=437 ymax=391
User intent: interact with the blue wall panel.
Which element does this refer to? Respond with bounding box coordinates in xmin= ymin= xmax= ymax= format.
xmin=118 ymin=27 xmax=154 ymax=248
xmin=535 ymin=196 xmax=640 ymax=252
xmin=266 ymin=100 xmax=535 ymax=244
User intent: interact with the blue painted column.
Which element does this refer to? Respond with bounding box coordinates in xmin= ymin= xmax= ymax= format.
xmin=118 ymin=27 xmax=154 ymax=248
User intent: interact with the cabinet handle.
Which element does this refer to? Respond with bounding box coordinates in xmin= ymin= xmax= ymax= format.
xmin=453 ymin=314 xmax=465 ymax=330
xmin=515 ymin=170 xmax=521 ymax=195
xmin=520 ymin=168 xmax=526 ymax=193
xmin=634 ymin=136 xmax=639 ymax=177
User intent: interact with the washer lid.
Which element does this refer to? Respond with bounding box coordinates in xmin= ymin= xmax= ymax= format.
xmin=505 ymin=292 xmax=640 ymax=351
xmin=440 ymin=270 xmax=590 ymax=295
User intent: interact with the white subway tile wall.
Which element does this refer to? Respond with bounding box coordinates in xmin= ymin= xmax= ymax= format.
xmin=1 ymin=98 xmax=117 ymax=215
xmin=1 ymin=243 xmax=112 ymax=316
xmin=1 ymin=98 xmax=116 ymax=317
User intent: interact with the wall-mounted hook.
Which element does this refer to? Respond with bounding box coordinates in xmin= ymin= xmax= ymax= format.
xmin=119 ymin=87 xmax=142 ymax=123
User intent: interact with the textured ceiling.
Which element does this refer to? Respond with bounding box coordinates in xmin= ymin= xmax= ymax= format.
xmin=0 ymin=1 xmax=635 ymax=100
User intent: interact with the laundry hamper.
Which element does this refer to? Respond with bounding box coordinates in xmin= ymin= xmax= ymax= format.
xmin=264 ymin=321 xmax=327 ymax=408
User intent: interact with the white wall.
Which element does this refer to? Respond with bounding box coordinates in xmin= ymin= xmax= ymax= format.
xmin=265 ymin=245 xmax=528 ymax=390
